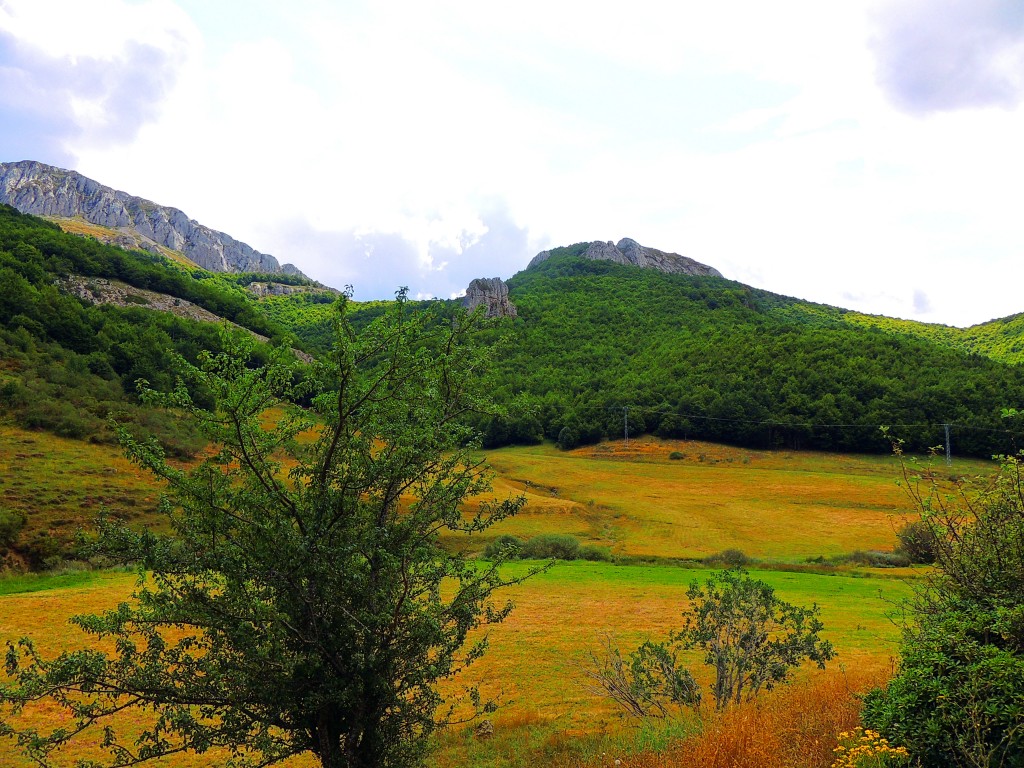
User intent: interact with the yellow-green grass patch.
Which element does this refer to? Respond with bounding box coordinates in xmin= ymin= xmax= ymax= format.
xmin=49 ymin=217 xmax=200 ymax=268
xmin=0 ymin=425 xmax=166 ymax=551
xmin=0 ymin=563 xmax=912 ymax=767
xmin=470 ymin=437 xmax=990 ymax=561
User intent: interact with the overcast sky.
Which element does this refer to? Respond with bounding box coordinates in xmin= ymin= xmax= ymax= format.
xmin=2 ymin=0 xmax=1023 ymax=326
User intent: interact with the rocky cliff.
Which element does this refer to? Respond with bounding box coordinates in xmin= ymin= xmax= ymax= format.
xmin=0 ymin=160 xmax=306 ymax=277
xmin=462 ymin=277 xmax=517 ymax=318
xmin=528 ymin=237 xmax=723 ymax=278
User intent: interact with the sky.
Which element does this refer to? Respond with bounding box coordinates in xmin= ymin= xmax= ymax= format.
xmin=1 ymin=0 xmax=1023 ymax=327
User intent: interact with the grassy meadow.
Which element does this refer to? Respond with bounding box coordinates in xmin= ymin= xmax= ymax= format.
xmin=1 ymin=428 xmax=980 ymax=766
xmin=0 ymin=425 xmax=164 ymax=567
xmin=0 ymin=562 xmax=911 ymax=768
xmin=463 ymin=436 xmax=984 ymax=562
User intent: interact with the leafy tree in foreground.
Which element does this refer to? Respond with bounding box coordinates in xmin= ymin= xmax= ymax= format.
xmin=584 ymin=569 xmax=833 ymax=717
xmin=864 ymin=450 xmax=1024 ymax=767
xmin=0 ymin=293 xmax=528 ymax=768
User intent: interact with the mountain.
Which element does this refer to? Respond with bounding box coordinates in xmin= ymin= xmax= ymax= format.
xmin=528 ymin=238 xmax=723 ymax=277
xmin=0 ymin=202 xmax=318 ymax=461
xmin=465 ymin=253 xmax=1024 ymax=456
xmin=5 ymin=180 xmax=1024 ymax=464
xmin=0 ymin=160 xmax=307 ymax=278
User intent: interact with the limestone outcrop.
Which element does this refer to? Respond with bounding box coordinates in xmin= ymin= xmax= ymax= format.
xmin=528 ymin=237 xmax=723 ymax=278
xmin=247 ymin=281 xmax=307 ymax=297
xmin=462 ymin=277 xmax=517 ymax=318
xmin=0 ymin=160 xmax=307 ymax=277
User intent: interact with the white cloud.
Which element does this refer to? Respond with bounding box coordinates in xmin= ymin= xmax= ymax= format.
xmin=3 ymin=0 xmax=1023 ymax=325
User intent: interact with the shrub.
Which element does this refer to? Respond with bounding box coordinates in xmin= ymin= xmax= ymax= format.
xmin=668 ymin=451 xmax=685 ymax=460
xmin=520 ymin=533 xmax=581 ymax=560
xmin=0 ymin=507 xmax=26 ymax=551
xmin=894 ymin=520 xmax=937 ymax=564
xmin=863 ymin=452 xmax=1024 ymax=766
xmin=483 ymin=534 xmax=523 ymax=560
xmin=578 ymin=635 xmax=701 ymax=718
xmin=579 ymin=544 xmax=613 ymax=562
xmin=557 ymin=425 xmax=580 ymax=451
xmin=703 ymin=548 xmax=751 ymax=568
xmin=849 ymin=550 xmax=911 ymax=568
xmin=584 ymin=569 xmax=835 ymax=717
xmin=674 ymin=569 xmax=835 ymax=710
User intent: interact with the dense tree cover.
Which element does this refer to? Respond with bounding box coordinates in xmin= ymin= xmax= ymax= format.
xmin=0 ymin=297 xmax=529 ymax=768
xmin=765 ymin=290 xmax=1024 ymax=365
xmin=258 ymin=293 xmax=353 ymax=354
xmin=0 ymin=205 xmax=288 ymax=452
xmin=260 ymin=252 xmax=1024 ymax=457
xmin=472 ymin=255 xmax=1024 ymax=456
xmin=258 ymin=296 xmax=428 ymax=357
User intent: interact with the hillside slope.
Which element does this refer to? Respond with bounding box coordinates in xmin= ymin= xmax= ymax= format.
xmin=468 ymin=254 xmax=1024 ymax=457
xmin=0 ymin=204 xmax=319 ymax=454
xmin=751 ymin=295 xmax=1024 ymax=365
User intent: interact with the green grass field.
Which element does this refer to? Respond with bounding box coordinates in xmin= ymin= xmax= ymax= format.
xmin=0 ymin=561 xmax=912 ymax=768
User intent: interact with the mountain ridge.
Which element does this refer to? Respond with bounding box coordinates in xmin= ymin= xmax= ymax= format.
xmin=0 ymin=160 xmax=307 ymax=279
xmin=528 ymin=238 xmax=723 ymax=278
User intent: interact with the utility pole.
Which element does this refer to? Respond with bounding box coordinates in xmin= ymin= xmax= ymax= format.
xmin=624 ymin=406 xmax=629 ymax=448
xmin=944 ymin=423 xmax=952 ymax=466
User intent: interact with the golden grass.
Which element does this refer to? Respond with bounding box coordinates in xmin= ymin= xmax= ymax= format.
xmin=4 ymin=418 xmax=973 ymax=567
xmin=0 ymin=425 xmax=165 ymax=549
xmin=609 ymin=667 xmax=890 ymax=768
xmin=0 ymin=563 xmax=909 ymax=768
xmin=1 ymin=429 xmax=938 ymax=765
xmin=469 ymin=437 xmax=988 ymax=561
xmin=49 ymin=217 xmax=199 ymax=267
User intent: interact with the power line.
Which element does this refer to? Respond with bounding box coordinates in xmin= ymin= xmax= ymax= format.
xmin=576 ymin=402 xmax=1024 ymax=443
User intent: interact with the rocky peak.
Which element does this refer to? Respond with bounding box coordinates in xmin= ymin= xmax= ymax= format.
xmin=462 ymin=277 xmax=517 ymax=318
xmin=528 ymin=237 xmax=723 ymax=278
xmin=0 ymin=160 xmax=307 ymax=278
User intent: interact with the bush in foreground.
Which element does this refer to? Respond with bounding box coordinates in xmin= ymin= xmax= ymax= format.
xmin=863 ymin=452 xmax=1024 ymax=767
xmin=623 ymin=668 xmax=887 ymax=768
xmin=583 ymin=569 xmax=835 ymax=717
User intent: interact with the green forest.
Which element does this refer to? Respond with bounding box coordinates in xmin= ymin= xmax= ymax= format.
xmin=472 ymin=252 xmax=1024 ymax=456
xmin=0 ymin=205 xmax=309 ymax=455
xmin=4 ymin=205 xmax=1024 ymax=460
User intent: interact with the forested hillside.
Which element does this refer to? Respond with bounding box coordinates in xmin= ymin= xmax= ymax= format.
xmin=473 ymin=254 xmax=1024 ymax=456
xmin=4 ymin=203 xmax=1024 ymax=461
xmin=758 ymin=293 xmax=1024 ymax=365
xmin=0 ymin=204 xmax=307 ymax=454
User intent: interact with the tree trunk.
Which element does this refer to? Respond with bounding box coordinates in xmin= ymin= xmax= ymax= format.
xmin=317 ymin=708 xmax=348 ymax=768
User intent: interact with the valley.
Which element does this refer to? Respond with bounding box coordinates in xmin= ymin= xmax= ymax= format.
xmin=0 ymin=434 xmax=923 ymax=767
xmin=0 ymin=177 xmax=1021 ymax=767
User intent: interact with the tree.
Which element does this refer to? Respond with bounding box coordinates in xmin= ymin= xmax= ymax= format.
xmin=863 ymin=451 xmax=1024 ymax=767
xmin=674 ymin=569 xmax=834 ymax=711
xmin=578 ymin=635 xmax=700 ymax=719
xmin=582 ymin=569 xmax=833 ymax=717
xmin=894 ymin=519 xmax=938 ymax=564
xmin=0 ymin=292 xmax=529 ymax=768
